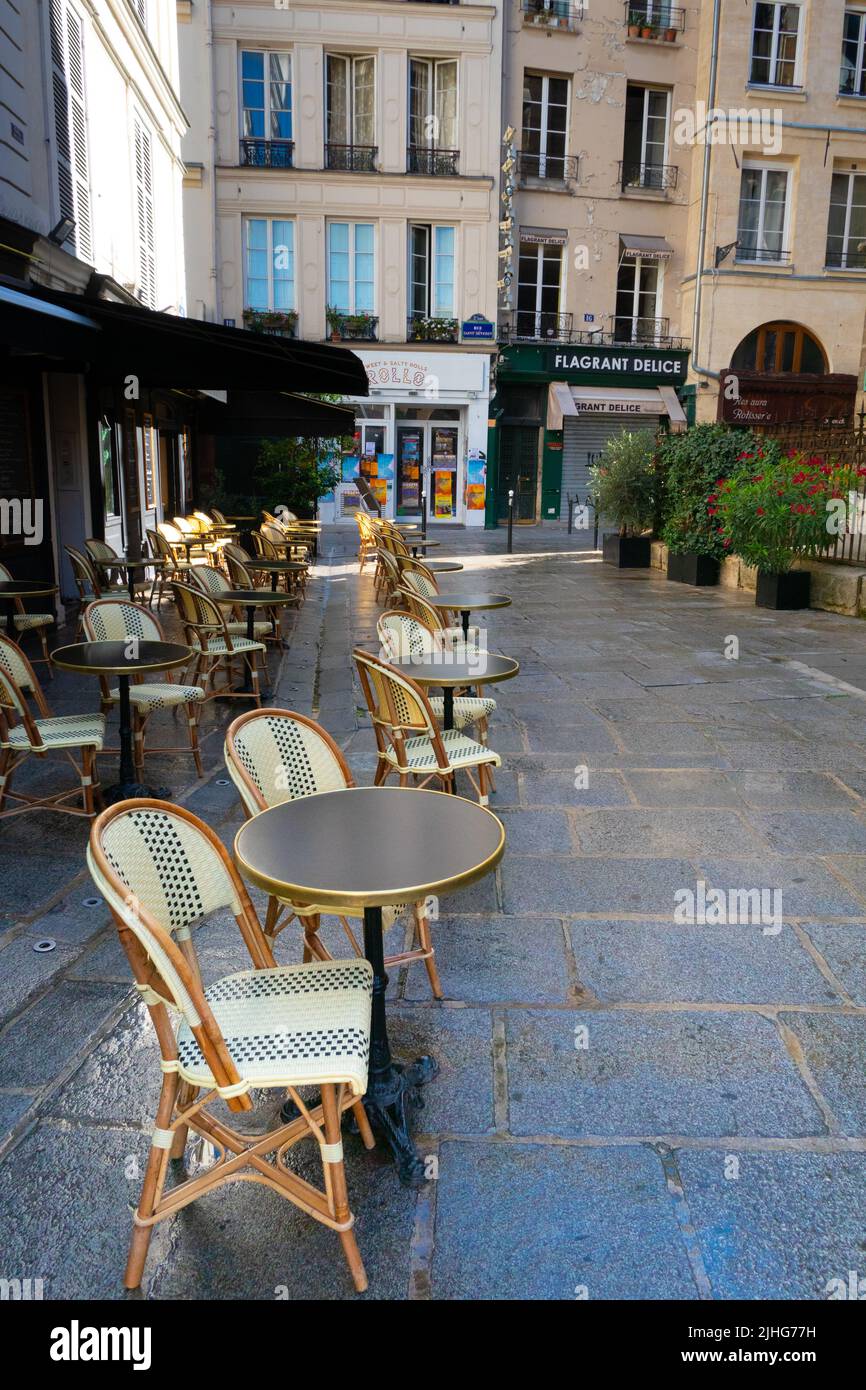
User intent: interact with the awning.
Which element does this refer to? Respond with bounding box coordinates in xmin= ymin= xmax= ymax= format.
xmin=0 ymin=280 xmax=369 ymax=395
xmin=196 ymin=390 xmax=355 ymax=438
xmin=520 ymin=226 xmax=568 ymax=246
xmin=547 ymin=381 xmax=686 ymax=429
xmin=619 ymin=234 xmax=673 ymax=261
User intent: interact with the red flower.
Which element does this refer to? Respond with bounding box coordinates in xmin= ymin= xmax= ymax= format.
xmin=736 ymin=452 xmax=754 ymax=461
xmin=707 ymin=506 xmax=717 ymax=515
xmin=756 ymin=507 xmax=765 ymax=515
xmin=792 ymin=472 xmax=806 ymax=484
xmin=722 ymin=538 xmax=732 ymax=548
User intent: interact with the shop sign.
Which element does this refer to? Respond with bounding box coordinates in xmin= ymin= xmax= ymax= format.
xmin=718 ymin=371 xmax=857 ymax=426
xmin=548 ymin=348 xmax=686 ymax=378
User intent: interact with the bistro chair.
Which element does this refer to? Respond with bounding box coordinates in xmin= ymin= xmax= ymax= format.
xmin=0 ymin=561 xmax=53 ymax=670
xmin=86 ymin=798 xmax=374 ymax=1292
xmin=261 ymin=522 xmax=311 ymax=563
xmin=146 ymin=528 xmax=191 ymax=608
xmin=0 ymin=633 xmax=104 ymax=820
xmin=83 ymin=599 xmax=205 ymax=778
xmin=171 ymin=581 xmax=266 ymax=705
xmin=373 ymin=547 xmax=403 ymax=604
xmin=65 ymin=545 xmax=124 ymax=638
xmin=354 ymin=647 xmax=500 ymax=805
xmin=377 ymin=609 xmax=495 ymax=739
xmin=188 ymin=565 xmax=276 ymax=642
xmin=225 ymin=709 xmax=443 ymax=998
xmin=157 ymin=520 xmax=208 ymax=568
xmin=355 ymin=512 xmax=376 ymax=572
xmin=395 ymin=584 xmax=482 ymax=649
xmin=252 ymin=530 xmax=309 ymax=593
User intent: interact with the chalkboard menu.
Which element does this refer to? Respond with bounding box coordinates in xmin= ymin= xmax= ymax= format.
xmin=0 ymin=388 xmax=33 ymax=500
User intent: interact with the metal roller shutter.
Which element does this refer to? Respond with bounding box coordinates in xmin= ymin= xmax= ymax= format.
xmin=560 ymin=415 xmax=662 ymax=521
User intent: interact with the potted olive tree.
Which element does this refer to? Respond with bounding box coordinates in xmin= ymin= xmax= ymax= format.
xmin=659 ymin=425 xmax=780 ymax=586
xmin=590 ymin=430 xmax=657 ymax=568
xmin=714 ymin=451 xmax=861 ymax=608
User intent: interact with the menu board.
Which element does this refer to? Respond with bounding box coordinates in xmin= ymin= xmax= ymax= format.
xmin=0 ymin=388 xmax=33 ymax=500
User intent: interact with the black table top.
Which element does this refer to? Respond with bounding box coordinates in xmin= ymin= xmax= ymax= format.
xmin=424 ymin=561 xmax=463 ymax=573
xmin=245 ymin=558 xmax=308 ymax=572
xmin=215 ymin=589 xmax=296 ymax=605
xmin=113 ymin=555 xmax=153 ymax=568
xmin=235 ymin=786 xmax=505 ymax=910
xmin=427 ymin=592 xmax=512 ymax=611
xmin=0 ymin=580 xmax=57 ymax=597
xmin=390 ymin=654 xmax=520 ymax=688
xmin=51 ymin=640 xmax=192 ymax=676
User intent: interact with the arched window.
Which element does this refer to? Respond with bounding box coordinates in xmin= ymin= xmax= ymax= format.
xmin=731 ymin=323 xmax=827 ymax=375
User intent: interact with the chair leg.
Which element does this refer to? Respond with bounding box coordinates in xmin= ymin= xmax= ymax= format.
xmin=133 ymin=712 xmax=146 ymax=776
xmin=415 ymin=903 xmax=443 ymax=1000
xmin=0 ymin=746 xmax=12 ymax=813
xmin=187 ymin=707 xmax=203 ymax=777
xmin=81 ymin=747 xmax=96 ymax=818
xmin=320 ymin=1084 xmax=367 ymax=1293
xmin=39 ymin=626 xmax=52 ymax=675
xmin=124 ymin=1071 xmax=177 ymax=1289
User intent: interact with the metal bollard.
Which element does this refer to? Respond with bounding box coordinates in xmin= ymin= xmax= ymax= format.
xmin=567 ymin=493 xmax=574 ymax=535
xmin=421 ymin=488 xmax=427 ymax=540
xmin=507 ymin=489 xmax=514 ymax=553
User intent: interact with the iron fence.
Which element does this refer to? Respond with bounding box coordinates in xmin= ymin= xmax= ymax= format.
xmin=754 ymin=410 xmax=866 ymax=566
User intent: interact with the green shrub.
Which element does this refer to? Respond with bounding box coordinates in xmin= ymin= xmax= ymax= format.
xmin=589 ymin=430 xmax=657 ymax=536
xmin=658 ymin=425 xmax=781 ymax=558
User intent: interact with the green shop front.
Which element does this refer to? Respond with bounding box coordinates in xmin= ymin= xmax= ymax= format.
xmin=485 ymin=343 xmax=691 ymax=526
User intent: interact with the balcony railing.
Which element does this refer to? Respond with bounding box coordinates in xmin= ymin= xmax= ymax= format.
xmin=499 ymin=311 xmax=574 ymax=344
xmin=610 ymin=315 xmax=675 ymax=345
xmin=620 ymin=161 xmax=678 ymax=192
xmin=624 ymin=4 xmax=685 ymax=36
xmin=521 ymin=0 xmax=583 ymax=32
xmin=239 ymin=139 xmax=294 ymax=168
xmin=407 ymin=314 xmax=460 ymax=343
xmin=327 ymin=313 xmax=378 ymax=342
xmin=325 ymin=143 xmax=377 ymax=172
xmin=407 ymin=146 xmax=460 ymax=176
xmin=517 ymin=151 xmax=579 ymax=185
xmin=243 ymin=309 xmax=298 ymax=338
xmin=825 ymin=246 xmax=866 ymax=270
xmin=735 ymin=243 xmax=791 ymax=264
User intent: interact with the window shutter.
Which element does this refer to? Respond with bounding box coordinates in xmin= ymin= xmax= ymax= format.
xmin=50 ymin=0 xmax=92 ymax=262
xmin=134 ymin=118 xmax=156 ymax=308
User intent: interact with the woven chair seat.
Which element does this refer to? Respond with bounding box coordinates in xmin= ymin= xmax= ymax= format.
xmin=106 ymin=683 xmax=205 ymax=711
xmin=225 ymin=619 xmax=272 ymax=638
xmin=429 ymin=695 xmax=496 ymax=728
xmin=11 ymin=613 xmax=53 ymax=631
xmin=385 ymin=727 xmax=500 ymax=773
xmin=175 ymin=958 xmax=373 ymax=1096
xmin=4 ymin=712 xmax=105 ymax=751
xmin=191 ymin=636 xmax=266 ymax=655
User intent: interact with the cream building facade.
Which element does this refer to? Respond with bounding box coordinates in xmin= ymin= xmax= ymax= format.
xmin=178 ymin=0 xmax=504 ymax=525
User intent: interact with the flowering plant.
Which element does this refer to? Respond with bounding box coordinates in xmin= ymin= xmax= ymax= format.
xmin=658 ymin=425 xmax=779 ymax=559
xmin=712 ymin=450 xmax=863 ymax=574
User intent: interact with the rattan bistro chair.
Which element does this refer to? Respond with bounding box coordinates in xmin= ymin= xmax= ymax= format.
xmin=0 ymin=561 xmax=53 ymax=669
xmin=354 ymin=647 xmax=500 ymax=805
xmin=355 ymin=512 xmax=376 ymax=572
xmin=0 ymin=633 xmax=104 ymax=820
xmin=395 ymin=584 xmax=482 ymax=649
xmin=188 ymin=565 xmax=275 ymax=642
xmin=83 ymin=600 xmax=205 ymax=777
xmin=225 ymin=709 xmax=443 ymax=998
xmin=172 ymin=581 xmax=266 ymax=705
xmin=377 ymin=610 xmax=495 ymax=737
xmin=87 ymin=799 xmax=374 ymax=1292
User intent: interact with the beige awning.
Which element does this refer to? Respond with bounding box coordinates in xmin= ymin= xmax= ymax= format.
xmin=620 ymin=234 xmax=673 ymax=260
xmin=547 ymin=381 xmax=685 ymax=429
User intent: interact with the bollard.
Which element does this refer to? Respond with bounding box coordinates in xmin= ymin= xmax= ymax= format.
xmin=507 ymin=489 xmax=514 ymax=553
xmin=567 ymin=493 xmax=573 ymax=535
xmin=420 ymin=488 xmax=427 ymax=540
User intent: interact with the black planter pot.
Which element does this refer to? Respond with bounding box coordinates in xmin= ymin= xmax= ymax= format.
xmin=666 ymin=552 xmax=720 ymax=586
xmin=602 ymin=533 xmax=651 ymax=568
xmin=755 ymin=569 xmax=811 ymax=610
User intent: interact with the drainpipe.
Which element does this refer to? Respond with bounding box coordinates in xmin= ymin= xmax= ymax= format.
xmin=690 ymin=0 xmax=723 ymax=384
xmin=206 ymin=0 xmax=220 ymax=322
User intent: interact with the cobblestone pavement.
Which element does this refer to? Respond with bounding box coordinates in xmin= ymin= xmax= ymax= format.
xmin=2 ymin=526 xmax=866 ymax=1300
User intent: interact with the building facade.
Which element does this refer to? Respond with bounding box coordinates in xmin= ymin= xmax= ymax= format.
xmin=178 ymin=0 xmax=503 ymax=526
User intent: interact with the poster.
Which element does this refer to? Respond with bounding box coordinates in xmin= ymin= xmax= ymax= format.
xmin=466 ymin=455 xmax=486 ymax=511
xmin=434 ymin=470 xmax=454 ymax=517
xmin=376 ymin=452 xmax=394 ymax=480
xmin=341 ymin=455 xmax=360 ymax=483
xmin=370 ymin=479 xmax=388 ymax=507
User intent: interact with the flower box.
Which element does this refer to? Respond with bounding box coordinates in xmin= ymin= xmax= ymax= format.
xmin=755 ymin=570 xmax=811 ymax=610
xmin=666 ymin=552 xmax=720 ymax=585
xmin=603 ymin=533 xmax=651 ymax=568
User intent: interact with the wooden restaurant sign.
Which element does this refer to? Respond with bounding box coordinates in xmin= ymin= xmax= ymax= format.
xmin=718 ymin=371 xmax=858 ymax=426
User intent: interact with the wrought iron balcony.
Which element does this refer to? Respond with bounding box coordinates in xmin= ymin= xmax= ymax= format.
xmin=619 ymin=161 xmax=679 ymax=192
xmin=517 ymin=151 xmax=579 ymax=185
xmin=239 ymin=139 xmax=294 ymax=169
xmin=609 ymin=315 xmax=676 ymax=345
xmin=499 ymin=311 xmax=574 ymax=344
xmin=734 ymin=242 xmax=791 ymax=264
xmin=521 ymin=0 xmax=583 ymax=32
xmin=624 ymin=4 xmax=685 ymax=36
xmin=406 ymin=314 xmax=460 ymax=343
xmin=407 ymin=146 xmax=460 ymax=176
xmin=825 ymin=246 xmax=866 ymax=270
xmin=325 ymin=143 xmax=377 ymax=173
xmin=328 ymin=312 xmax=378 ymax=342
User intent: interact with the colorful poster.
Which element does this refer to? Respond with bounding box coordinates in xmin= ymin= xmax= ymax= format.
xmin=376 ymin=452 xmax=394 ymax=480
xmin=434 ymin=470 xmax=454 ymax=517
xmin=341 ymin=456 xmax=360 ymax=483
xmin=466 ymin=456 xmax=487 ymax=510
xmin=370 ymin=479 xmax=388 ymax=507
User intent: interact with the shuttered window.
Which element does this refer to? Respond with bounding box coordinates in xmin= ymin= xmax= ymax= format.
xmin=49 ymin=0 xmax=92 ymax=262
xmin=134 ymin=116 xmax=156 ymax=308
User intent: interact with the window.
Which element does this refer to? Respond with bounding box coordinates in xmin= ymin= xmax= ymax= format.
xmin=244 ymin=218 xmax=295 ymax=310
xmin=133 ymin=115 xmax=156 ymax=307
xmin=750 ymin=3 xmax=801 ymax=87
xmin=731 ymin=322 xmax=826 ymax=374
xmin=622 ymin=85 xmax=671 ymax=189
xmin=840 ymin=10 xmax=866 ymax=95
xmin=516 ymin=237 xmax=563 ymax=338
xmin=826 ymin=171 xmax=866 ymax=268
xmin=48 ymin=0 xmax=92 ymax=261
xmin=327 ymin=222 xmax=375 ymax=314
xmin=326 ymin=55 xmax=375 ymax=166
xmin=521 ymin=73 xmax=568 ymax=179
xmin=615 ymin=254 xmax=661 ymax=342
xmin=241 ymin=51 xmax=292 ymax=152
xmin=737 ymin=165 xmax=790 ymax=261
xmin=408 ymin=59 xmax=458 ymax=172
xmin=408 ymin=225 xmax=456 ymax=318
xmin=99 ymin=419 xmax=120 ymax=518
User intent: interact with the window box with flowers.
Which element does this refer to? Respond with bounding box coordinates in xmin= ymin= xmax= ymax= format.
xmin=242 ymin=308 xmax=298 ymax=338
xmin=407 ymin=315 xmax=460 ymax=343
xmin=326 ymin=306 xmax=378 ymax=342
xmin=713 ymin=450 xmax=864 ymax=609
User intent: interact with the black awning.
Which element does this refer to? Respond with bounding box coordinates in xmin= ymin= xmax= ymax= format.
xmin=0 ymin=281 xmax=368 ymax=395
xmin=196 ymin=390 xmax=355 ymax=437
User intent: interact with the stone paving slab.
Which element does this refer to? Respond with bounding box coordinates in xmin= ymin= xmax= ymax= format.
xmin=777 ymin=1012 xmax=866 ymax=1135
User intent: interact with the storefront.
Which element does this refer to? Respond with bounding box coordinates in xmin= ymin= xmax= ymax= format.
xmin=487 ymin=342 xmax=691 ymax=525
xmin=323 ymin=349 xmax=493 ymax=527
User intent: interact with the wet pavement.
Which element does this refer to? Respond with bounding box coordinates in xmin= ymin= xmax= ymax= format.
xmin=2 ymin=526 xmax=866 ymax=1300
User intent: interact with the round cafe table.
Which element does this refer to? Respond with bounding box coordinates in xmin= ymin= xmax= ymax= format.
xmin=407 ymin=539 xmax=440 ymax=558
xmin=424 ymin=560 xmax=463 ymax=575
xmin=426 ymin=591 xmax=512 ymax=641
xmin=243 ymin=557 xmax=308 ymax=592
xmin=235 ymin=786 xmax=505 ymax=1186
xmin=51 ymin=640 xmax=192 ymax=802
xmin=213 ymin=589 xmax=297 ymax=696
xmin=109 ymin=555 xmax=153 ymax=601
xmin=0 ymin=580 xmax=57 ymax=638
xmin=391 ymin=653 xmax=520 ymax=730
